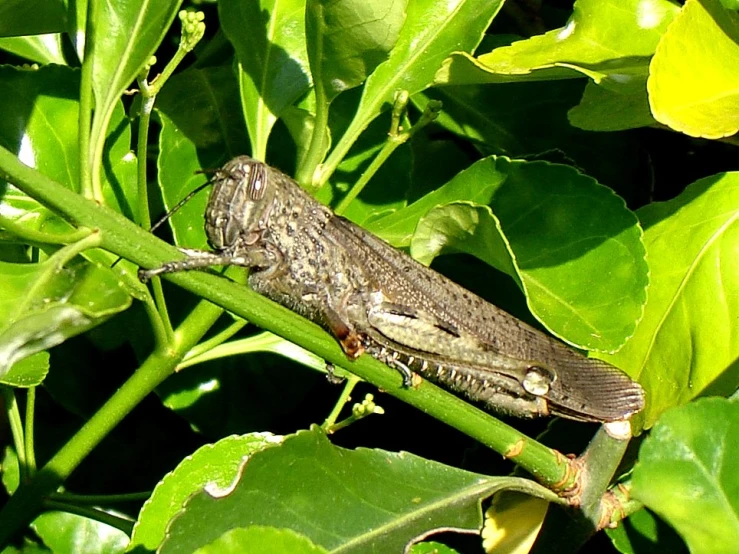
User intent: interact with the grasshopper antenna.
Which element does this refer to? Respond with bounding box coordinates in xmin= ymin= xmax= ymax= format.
xmin=148 ymin=179 xmax=212 ymax=235
xmin=111 ymin=171 xmax=217 ymax=269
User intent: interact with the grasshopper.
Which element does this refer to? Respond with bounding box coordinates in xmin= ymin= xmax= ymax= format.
xmin=141 ymin=156 xmax=644 ymax=422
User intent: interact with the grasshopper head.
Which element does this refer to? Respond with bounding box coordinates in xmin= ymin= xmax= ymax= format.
xmin=205 ymin=156 xmax=273 ymax=253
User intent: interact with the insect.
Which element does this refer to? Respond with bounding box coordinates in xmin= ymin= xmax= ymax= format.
xmin=140 ymin=156 xmax=645 ymax=422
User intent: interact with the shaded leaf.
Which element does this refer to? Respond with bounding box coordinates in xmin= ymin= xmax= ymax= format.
xmin=410 ymin=542 xmax=459 ymax=554
xmin=159 ymin=428 xmax=556 ymax=554
xmin=568 ymin=77 xmax=655 ymax=132
xmin=0 ymin=0 xmax=66 ymax=37
xmin=415 ymin=80 xmax=648 ymax=190
xmin=648 ymin=0 xmax=739 ymax=139
xmin=371 ymin=157 xmax=647 ymax=352
xmin=0 ymin=34 xmax=66 ymax=65
xmin=1 ymin=447 xmax=19 ymax=494
xmin=0 ymin=258 xmax=131 ymax=378
xmin=305 ymin=0 xmax=407 ymax=103
xmin=220 ymin=0 xmax=311 ymax=160
xmin=631 ymin=398 xmax=739 ymax=554
xmin=329 ymin=0 xmax=503 ymax=170
xmin=602 ymin=172 xmax=739 ymax=430
xmin=32 ymin=512 xmax=129 ymax=554
xmin=606 ymin=506 xmax=688 ymax=554
xmin=88 ymin=0 xmax=181 ymax=200
xmin=156 ymin=65 xmax=249 ymax=249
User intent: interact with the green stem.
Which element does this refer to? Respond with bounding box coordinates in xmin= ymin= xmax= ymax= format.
xmin=42 ymin=499 xmax=134 ymax=536
xmin=320 ymin=94 xmax=441 ymax=193
xmin=336 ymin=90 xmax=441 ymax=214
xmin=322 ymin=375 xmax=360 ymax=429
xmin=0 ymin=215 xmax=91 ymax=246
xmin=49 ymin=491 xmax=152 ymax=504
xmin=139 ymin=287 xmax=171 ymax=352
xmin=0 ymin=299 xmax=223 ymax=546
xmin=130 ymin=11 xmax=206 ymax=344
xmin=533 ymin=423 xmax=633 ymax=552
xmin=15 ymin=233 xmax=102 ymax=318
xmin=2 ymin=387 xmax=26 ymax=482
xmin=77 ymin=0 xmax=97 ymax=199
xmin=183 ymin=319 xmax=248 ymax=364
xmin=135 ymin=83 xmax=174 ymax=344
xmin=136 ymin=93 xmax=156 ymax=230
xmin=181 ymin=331 xmax=325 ymax=373
xmin=0 ymin=145 xmax=570 ymax=488
xmin=296 ymin=4 xmax=329 ymax=188
xmin=334 ymin=141 xmax=399 ymax=215
xmin=296 ymin=95 xmax=329 ymax=188
xmin=611 ymin=481 xmax=643 ymax=523
xmin=25 ymin=387 xmax=36 ymax=475
xmin=578 ymin=424 xmax=632 ymax=521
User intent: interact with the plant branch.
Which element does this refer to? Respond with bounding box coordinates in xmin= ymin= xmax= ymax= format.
xmin=334 ymin=93 xmax=441 ymax=214
xmin=0 ymin=298 xmax=223 ymax=546
xmin=0 ymin=147 xmax=572 ymax=498
xmin=322 ymin=375 xmax=361 ymax=429
xmin=49 ymin=491 xmax=152 ymax=504
xmin=24 ymin=388 xmax=36 ymax=475
xmin=533 ymin=422 xmax=634 ymax=552
xmin=2 ymin=388 xmax=26 ymax=482
xmin=42 ymin=499 xmax=135 ymax=536
xmin=77 ymin=0 xmax=97 ymax=199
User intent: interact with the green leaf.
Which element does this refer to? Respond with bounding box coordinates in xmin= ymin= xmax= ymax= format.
xmin=305 ymin=0 xmax=407 ymax=104
xmin=601 ymin=172 xmax=739 ymax=430
xmin=436 ymin=0 xmax=679 ymax=84
xmin=631 ymin=398 xmax=739 ymax=554
xmin=648 ymin=0 xmax=739 ymax=139
xmin=32 ymin=512 xmax=129 ymax=554
xmin=370 ymin=157 xmax=647 ymax=352
xmin=1 ymin=447 xmax=19 ymax=494
xmin=568 ymin=77 xmax=655 ymax=132
xmin=606 ymin=507 xmax=688 ymax=554
xmin=102 ymin=101 xmax=137 ymax=220
xmin=324 ymin=0 xmax=504 ymax=176
xmin=219 ymin=0 xmax=311 ymax=160
xmin=411 ymin=202 xmax=515 ymax=276
xmin=130 ymin=433 xmax=284 ymax=552
xmin=0 ymin=34 xmax=66 ymax=65
xmin=194 ymin=526 xmax=328 ymax=554
xmin=0 ymin=0 xmax=66 ymax=36
xmin=409 ymin=542 xmax=459 ymax=554
xmin=88 ymin=0 xmax=181 ymax=200
xmin=156 ymin=65 xmax=250 ymax=249
xmin=0 ymin=65 xmax=80 ymax=195
xmin=0 ymin=258 xmax=131 ymax=378
xmin=0 ymin=352 xmax=49 ymax=387
xmin=159 ymin=428 xmax=556 ymax=554
xmin=414 ymin=79 xmax=648 ymax=192
xmin=0 ymin=65 xmax=136 ymax=228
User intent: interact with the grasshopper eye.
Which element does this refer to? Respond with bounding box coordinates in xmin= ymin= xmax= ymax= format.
xmin=247 ymin=162 xmax=268 ymax=201
xmin=522 ymin=366 xmax=554 ymax=396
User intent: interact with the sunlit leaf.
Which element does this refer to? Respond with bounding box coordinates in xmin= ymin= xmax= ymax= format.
xmin=632 ymin=398 xmax=739 ymax=554
xmin=648 ymin=0 xmax=739 ymax=139
xmin=602 ymin=172 xmax=739 ymax=430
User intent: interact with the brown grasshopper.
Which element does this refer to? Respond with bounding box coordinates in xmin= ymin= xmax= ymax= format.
xmin=140 ymin=156 xmax=644 ymax=422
